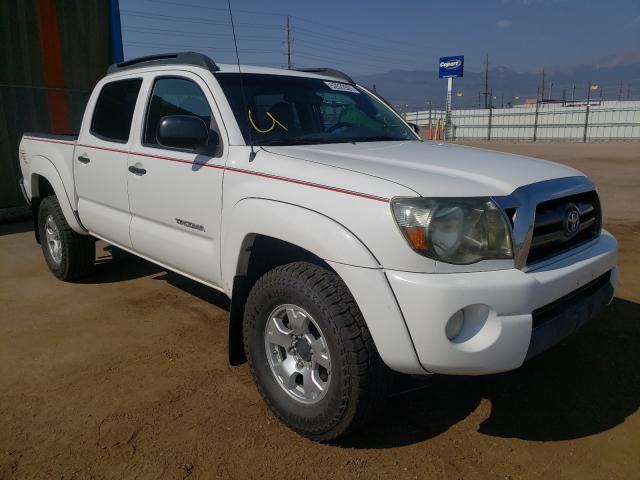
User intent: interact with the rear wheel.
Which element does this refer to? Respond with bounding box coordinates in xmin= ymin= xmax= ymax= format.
xmin=243 ymin=261 xmax=392 ymax=441
xmin=38 ymin=195 xmax=95 ymax=281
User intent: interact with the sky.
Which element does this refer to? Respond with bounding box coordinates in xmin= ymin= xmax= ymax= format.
xmin=120 ymin=0 xmax=640 ymax=75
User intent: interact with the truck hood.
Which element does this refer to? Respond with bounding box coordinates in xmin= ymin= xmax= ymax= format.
xmin=266 ymin=141 xmax=584 ymax=197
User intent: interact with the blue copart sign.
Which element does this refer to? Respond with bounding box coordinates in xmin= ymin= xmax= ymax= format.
xmin=439 ymin=56 xmax=464 ymax=78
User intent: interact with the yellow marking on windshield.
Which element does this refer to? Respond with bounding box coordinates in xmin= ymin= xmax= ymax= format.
xmin=248 ymin=110 xmax=288 ymax=133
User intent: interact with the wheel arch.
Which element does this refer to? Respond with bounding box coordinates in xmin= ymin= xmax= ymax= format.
xmin=29 ymin=155 xmax=85 ymax=238
xmin=223 ymin=199 xmax=380 ymax=366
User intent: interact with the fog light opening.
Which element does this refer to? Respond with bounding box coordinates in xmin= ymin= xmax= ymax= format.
xmin=445 ymin=310 xmax=465 ymax=341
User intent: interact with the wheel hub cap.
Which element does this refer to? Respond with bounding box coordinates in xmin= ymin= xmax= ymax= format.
xmin=292 ymin=337 xmax=312 ymax=362
xmin=264 ymin=304 xmax=331 ymax=404
xmin=44 ymin=215 xmax=62 ymax=265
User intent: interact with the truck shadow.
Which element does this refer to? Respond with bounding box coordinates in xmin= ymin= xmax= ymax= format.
xmin=75 ymin=248 xmax=639 ymax=447
xmin=342 ymin=297 xmax=640 ymax=448
xmin=0 ymin=219 xmax=33 ymax=236
xmin=75 ymin=245 xmax=165 ymax=284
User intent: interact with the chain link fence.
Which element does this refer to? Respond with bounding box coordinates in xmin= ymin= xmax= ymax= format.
xmin=405 ymin=100 xmax=640 ymax=141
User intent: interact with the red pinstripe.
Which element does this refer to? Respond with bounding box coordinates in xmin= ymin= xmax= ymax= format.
xmin=23 ymin=136 xmax=75 ymax=146
xmin=23 ymin=137 xmax=390 ymax=203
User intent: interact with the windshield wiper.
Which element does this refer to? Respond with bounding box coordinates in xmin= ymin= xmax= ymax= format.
xmin=257 ymin=135 xmax=409 ymax=146
xmin=341 ymin=135 xmax=406 ymax=142
xmin=258 ymin=137 xmax=346 ymax=146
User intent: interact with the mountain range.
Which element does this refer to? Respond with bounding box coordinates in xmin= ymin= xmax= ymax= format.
xmin=354 ymin=61 xmax=640 ymax=111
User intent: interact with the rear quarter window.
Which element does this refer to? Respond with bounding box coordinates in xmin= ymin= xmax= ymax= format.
xmin=90 ymin=78 xmax=142 ymax=143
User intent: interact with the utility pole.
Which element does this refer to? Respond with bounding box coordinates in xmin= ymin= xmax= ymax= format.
xmin=533 ymin=86 xmax=540 ymax=142
xmin=618 ymin=80 xmax=623 ymax=101
xmin=286 ymin=15 xmax=292 ymax=69
xmin=572 ymin=83 xmax=576 ymax=102
xmin=540 ymin=68 xmax=545 ymax=102
xmin=483 ymin=54 xmax=489 ymax=109
xmin=583 ymin=81 xmax=592 ymax=142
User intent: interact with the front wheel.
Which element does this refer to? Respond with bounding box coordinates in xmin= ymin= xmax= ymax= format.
xmin=243 ymin=262 xmax=392 ymax=441
xmin=38 ymin=195 xmax=95 ymax=281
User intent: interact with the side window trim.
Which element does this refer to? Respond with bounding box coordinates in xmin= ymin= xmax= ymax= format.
xmin=89 ymin=77 xmax=143 ymax=144
xmin=141 ymin=75 xmax=220 ymax=155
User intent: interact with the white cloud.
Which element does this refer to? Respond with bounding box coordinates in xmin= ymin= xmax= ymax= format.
xmin=496 ymin=19 xmax=513 ymax=29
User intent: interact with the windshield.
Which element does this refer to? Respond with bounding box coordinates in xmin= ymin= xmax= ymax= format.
xmin=216 ymin=73 xmax=417 ymax=146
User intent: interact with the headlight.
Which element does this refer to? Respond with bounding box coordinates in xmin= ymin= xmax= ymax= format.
xmin=391 ymin=197 xmax=513 ymax=264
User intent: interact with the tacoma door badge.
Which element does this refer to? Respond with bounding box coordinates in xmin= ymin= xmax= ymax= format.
xmin=175 ymin=218 xmax=205 ymax=232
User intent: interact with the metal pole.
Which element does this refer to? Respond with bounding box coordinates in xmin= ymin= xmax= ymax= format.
xmin=487 ymin=104 xmax=492 ymax=141
xmin=618 ymin=80 xmax=623 ymax=101
xmin=483 ymin=54 xmax=489 ymax=109
xmin=286 ymin=16 xmax=292 ymax=69
xmin=583 ymin=82 xmax=591 ymax=143
xmin=533 ymin=86 xmax=540 ymax=142
xmin=445 ymin=77 xmax=453 ymax=140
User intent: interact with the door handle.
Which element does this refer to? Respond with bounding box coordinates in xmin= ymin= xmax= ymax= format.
xmin=128 ymin=166 xmax=147 ymax=176
xmin=77 ymin=154 xmax=90 ymax=164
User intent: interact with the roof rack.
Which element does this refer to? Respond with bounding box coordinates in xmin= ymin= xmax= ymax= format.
xmin=295 ymin=68 xmax=355 ymax=84
xmin=107 ymin=52 xmax=219 ymax=74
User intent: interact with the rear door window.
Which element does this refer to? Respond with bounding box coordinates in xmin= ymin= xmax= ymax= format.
xmin=90 ymin=78 xmax=142 ymax=143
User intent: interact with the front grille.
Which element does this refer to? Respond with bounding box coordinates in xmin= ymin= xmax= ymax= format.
xmin=527 ymin=190 xmax=601 ymax=265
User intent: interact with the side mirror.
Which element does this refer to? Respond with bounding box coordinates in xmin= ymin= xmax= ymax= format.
xmin=408 ymin=122 xmax=420 ymax=135
xmin=157 ymin=115 xmax=210 ymax=151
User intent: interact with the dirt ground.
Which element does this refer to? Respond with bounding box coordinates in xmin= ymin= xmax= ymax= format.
xmin=1 ymin=142 xmax=639 ymax=479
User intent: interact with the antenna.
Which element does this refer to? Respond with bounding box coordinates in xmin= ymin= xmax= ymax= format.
xmin=227 ymin=0 xmax=257 ymax=162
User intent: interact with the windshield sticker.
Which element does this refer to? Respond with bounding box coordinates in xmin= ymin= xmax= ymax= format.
xmin=324 ymin=81 xmax=360 ymax=94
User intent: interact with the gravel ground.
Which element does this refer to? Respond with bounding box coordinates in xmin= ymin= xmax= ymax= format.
xmin=1 ymin=142 xmax=638 ymax=479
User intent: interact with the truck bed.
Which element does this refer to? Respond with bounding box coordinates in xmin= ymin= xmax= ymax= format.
xmin=19 ymin=132 xmax=79 ymax=215
xmin=22 ymin=132 xmax=78 ymax=142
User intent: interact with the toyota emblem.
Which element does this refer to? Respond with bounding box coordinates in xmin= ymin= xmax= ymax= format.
xmin=563 ymin=204 xmax=581 ymax=237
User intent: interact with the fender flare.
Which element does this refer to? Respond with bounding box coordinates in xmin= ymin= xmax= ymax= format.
xmin=29 ymin=155 xmax=85 ymax=233
xmin=222 ymin=198 xmax=425 ymax=373
xmin=221 ymin=198 xmax=380 ymax=292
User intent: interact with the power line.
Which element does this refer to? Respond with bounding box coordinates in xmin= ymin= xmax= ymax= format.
xmin=294 ymin=52 xmax=409 ymax=71
xmin=293 ymin=26 xmax=423 ymax=56
xmin=122 ymin=26 xmax=282 ymax=42
xmin=125 ymin=40 xmax=281 ymax=54
xmin=121 ymin=10 xmax=282 ymax=29
xmin=135 ymin=0 xmax=427 ymax=49
xmin=292 ymin=36 xmax=422 ymax=61
xmin=293 ymin=40 xmax=426 ymax=67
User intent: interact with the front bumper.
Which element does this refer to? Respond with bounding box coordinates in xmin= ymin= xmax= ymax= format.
xmin=386 ymin=231 xmax=617 ymax=375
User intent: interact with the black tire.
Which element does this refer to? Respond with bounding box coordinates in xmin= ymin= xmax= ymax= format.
xmin=243 ymin=261 xmax=392 ymax=441
xmin=38 ymin=195 xmax=95 ymax=281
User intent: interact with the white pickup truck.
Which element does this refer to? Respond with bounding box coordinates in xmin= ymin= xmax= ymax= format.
xmin=18 ymin=52 xmax=617 ymax=441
